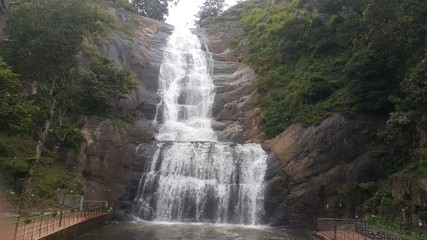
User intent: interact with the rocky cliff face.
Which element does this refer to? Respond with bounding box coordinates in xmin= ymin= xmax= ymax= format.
xmin=265 ymin=114 xmax=392 ymax=227
xmin=202 ymin=22 xmax=265 ymax=143
xmin=75 ymin=116 xmax=152 ymax=206
xmin=94 ymin=10 xmax=173 ymax=136
xmin=74 ymin=10 xmax=172 ymax=209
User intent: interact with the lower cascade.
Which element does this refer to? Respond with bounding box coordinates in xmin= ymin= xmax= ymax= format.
xmin=132 ymin=27 xmax=268 ymax=225
xmin=134 ymin=142 xmax=267 ymax=225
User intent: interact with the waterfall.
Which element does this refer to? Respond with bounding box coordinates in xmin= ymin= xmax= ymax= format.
xmin=156 ymin=27 xmax=216 ymax=142
xmin=133 ymin=27 xmax=267 ymax=225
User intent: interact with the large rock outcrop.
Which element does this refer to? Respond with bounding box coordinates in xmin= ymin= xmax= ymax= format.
xmin=265 ymin=113 xmax=391 ymax=227
xmin=76 ymin=116 xmax=152 ymax=207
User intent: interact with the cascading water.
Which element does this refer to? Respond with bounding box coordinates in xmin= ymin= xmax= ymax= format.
xmin=133 ymin=27 xmax=268 ymax=225
xmin=156 ymin=26 xmax=216 ymax=142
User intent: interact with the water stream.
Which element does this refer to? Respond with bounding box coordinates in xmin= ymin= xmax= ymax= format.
xmin=133 ymin=27 xmax=268 ymax=225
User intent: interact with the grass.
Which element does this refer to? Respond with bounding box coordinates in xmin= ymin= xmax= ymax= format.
xmin=0 ymin=134 xmax=83 ymax=211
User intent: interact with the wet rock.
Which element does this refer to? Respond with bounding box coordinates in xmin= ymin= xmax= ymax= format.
xmin=264 ymin=152 xmax=290 ymax=226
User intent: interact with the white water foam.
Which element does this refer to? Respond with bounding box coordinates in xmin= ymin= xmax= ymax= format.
xmin=156 ymin=27 xmax=216 ymax=142
xmin=134 ymin=27 xmax=267 ymax=225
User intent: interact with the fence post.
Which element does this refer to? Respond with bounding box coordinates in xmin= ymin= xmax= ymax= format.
xmin=59 ymin=194 xmax=65 ymax=227
xmin=39 ymin=215 xmax=43 ymax=237
xmin=13 ymin=200 xmax=23 ymax=240
xmin=364 ymin=220 xmax=367 ymax=240
xmin=334 ymin=217 xmax=337 ymax=240
xmin=23 ymin=222 xmax=28 ymax=240
xmin=31 ymin=219 xmax=35 ymax=239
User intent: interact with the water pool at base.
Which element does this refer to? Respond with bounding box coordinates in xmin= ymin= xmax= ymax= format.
xmin=74 ymin=222 xmax=318 ymax=240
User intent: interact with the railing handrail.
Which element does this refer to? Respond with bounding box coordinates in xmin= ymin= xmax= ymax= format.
xmin=84 ymin=200 xmax=108 ymax=203
xmin=317 ymin=217 xmax=416 ymax=240
xmin=0 ymin=200 xmax=109 ymax=240
xmin=318 ymin=217 xmax=362 ymax=221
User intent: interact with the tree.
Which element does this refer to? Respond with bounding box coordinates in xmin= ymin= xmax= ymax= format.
xmin=72 ymin=56 xmax=137 ymax=114
xmin=0 ymin=59 xmax=37 ymax=132
xmin=3 ymin=0 xmax=96 ymax=195
xmin=384 ymin=55 xmax=427 ymax=141
xmin=130 ymin=0 xmax=179 ymax=21
xmin=196 ymin=0 xmax=226 ymax=25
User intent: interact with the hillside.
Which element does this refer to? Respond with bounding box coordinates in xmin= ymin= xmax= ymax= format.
xmin=203 ymin=0 xmax=427 ymax=235
xmin=0 ymin=0 xmax=159 ymax=209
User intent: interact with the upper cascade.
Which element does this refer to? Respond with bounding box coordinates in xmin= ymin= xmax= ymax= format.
xmin=155 ymin=27 xmax=216 ymax=142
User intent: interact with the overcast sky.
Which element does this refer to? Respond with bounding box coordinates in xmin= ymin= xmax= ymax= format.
xmin=166 ymin=0 xmax=241 ymax=28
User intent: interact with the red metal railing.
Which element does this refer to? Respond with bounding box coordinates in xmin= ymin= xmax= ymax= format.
xmin=1 ymin=200 xmax=109 ymax=240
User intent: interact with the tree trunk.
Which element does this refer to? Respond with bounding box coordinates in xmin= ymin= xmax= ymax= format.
xmin=23 ymin=83 xmax=57 ymax=196
xmin=0 ymin=0 xmax=11 ymax=46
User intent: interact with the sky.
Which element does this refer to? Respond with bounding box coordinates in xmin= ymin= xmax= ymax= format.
xmin=166 ymin=0 xmax=241 ymax=28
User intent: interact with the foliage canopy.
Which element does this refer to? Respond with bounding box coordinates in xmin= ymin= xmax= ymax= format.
xmin=0 ymin=0 xmax=138 ymax=198
xmin=215 ymin=0 xmax=427 ymax=138
xmin=130 ymin=0 xmax=179 ymax=21
xmin=196 ymin=0 xmax=226 ymax=25
xmin=0 ymin=59 xmax=37 ymax=132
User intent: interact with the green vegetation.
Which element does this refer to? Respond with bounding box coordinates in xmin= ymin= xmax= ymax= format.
xmin=366 ymin=216 xmax=427 ymax=240
xmin=129 ymin=0 xmax=179 ymax=21
xmin=0 ymin=134 xmax=81 ymax=209
xmin=0 ymin=59 xmax=38 ymax=133
xmin=0 ymin=135 xmax=36 ymax=186
xmin=71 ymin=56 xmax=137 ymax=114
xmin=196 ymin=0 xmax=226 ymax=26
xmin=0 ymin=0 xmax=137 ymax=208
xmin=211 ymin=0 xmax=427 ymax=139
xmin=363 ymin=186 xmax=427 ymax=240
